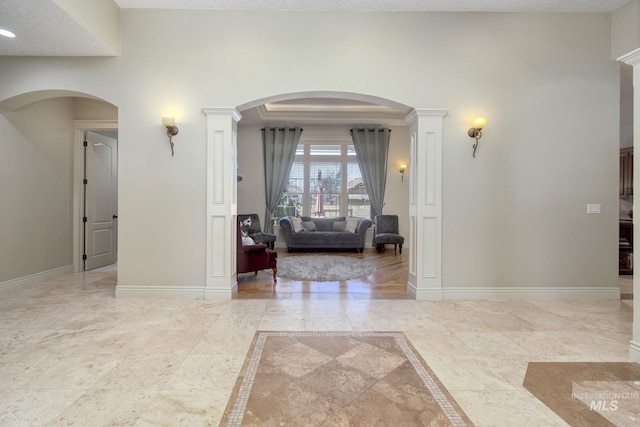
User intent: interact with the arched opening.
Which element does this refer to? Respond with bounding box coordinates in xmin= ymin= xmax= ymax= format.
xmin=0 ymin=90 xmax=118 ymax=290
xmin=230 ymin=91 xmax=426 ymax=299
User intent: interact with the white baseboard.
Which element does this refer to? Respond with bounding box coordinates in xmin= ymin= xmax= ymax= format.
xmin=0 ymin=265 xmax=74 ymax=293
xmin=115 ymin=285 xmax=207 ymax=300
xmin=204 ymin=284 xmax=237 ymax=300
xmin=406 ymin=284 xmax=619 ymax=301
xmin=629 ymin=340 xmax=640 ymax=363
xmin=413 ymin=287 xmax=445 ymax=301
xmin=406 ymin=282 xmax=417 ymax=297
xmin=115 ymin=284 xmax=237 ymax=300
xmin=442 ymin=286 xmax=620 ymax=300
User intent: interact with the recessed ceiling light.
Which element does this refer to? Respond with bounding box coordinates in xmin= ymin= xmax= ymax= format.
xmin=0 ymin=28 xmax=16 ymax=38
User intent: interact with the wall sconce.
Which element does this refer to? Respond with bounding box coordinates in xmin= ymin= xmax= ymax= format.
xmin=399 ymin=164 xmax=407 ymax=182
xmin=161 ymin=115 xmax=179 ymax=156
xmin=468 ymin=117 xmax=487 ymax=158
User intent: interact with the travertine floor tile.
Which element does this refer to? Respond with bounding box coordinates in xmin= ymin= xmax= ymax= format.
xmin=51 ymin=389 xmax=157 ymax=425
xmin=164 ymin=354 xmax=244 ymax=390
xmin=0 ymin=268 xmax=635 ymax=426
xmin=92 ymin=353 xmax=186 ymax=389
xmin=24 ymin=353 xmax=122 ymax=390
xmin=0 ymin=389 xmax=84 ymax=426
xmin=451 ymin=390 xmax=570 ymax=427
xmin=133 ymin=389 xmax=229 ymax=427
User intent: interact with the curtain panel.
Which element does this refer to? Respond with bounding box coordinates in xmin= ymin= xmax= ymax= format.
xmin=262 ymin=127 xmax=302 ymax=233
xmin=350 ymin=128 xmax=391 ymax=219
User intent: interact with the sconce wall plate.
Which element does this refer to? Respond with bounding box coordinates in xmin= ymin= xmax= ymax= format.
xmin=468 ymin=117 xmax=486 ymax=158
xmin=399 ymin=164 xmax=407 ymax=182
xmin=162 ymin=115 xmax=179 ymax=156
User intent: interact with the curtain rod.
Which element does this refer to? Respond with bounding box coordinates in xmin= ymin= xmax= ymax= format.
xmin=261 ymin=127 xmax=303 ymax=131
xmin=350 ymin=128 xmax=391 ymax=132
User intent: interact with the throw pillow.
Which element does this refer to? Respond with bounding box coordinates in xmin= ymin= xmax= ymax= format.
xmin=241 ymin=235 xmax=255 ymax=246
xmin=345 ymin=217 xmax=359 ymax=233
xmin=290 ymin=216 xmax=304 ymax=233
xmin=333 ymin=221 xmax=346 ymax=232
xmin=301 ymin=221 xmax=317 ymax=232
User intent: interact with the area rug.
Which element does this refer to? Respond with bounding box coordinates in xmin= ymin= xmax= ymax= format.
xmin=219 ymin=331 xmax=473 ymax=426
xmin=523 ymin=362 xmax=640 ymax=426
xmin=277 ymin=255 xmax=376 ymax=281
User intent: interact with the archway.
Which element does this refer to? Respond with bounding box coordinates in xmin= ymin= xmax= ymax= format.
xmin=0 ymin=90 xmax=118 ymax=289
xmin=203 ymin=92 xmax=447 ymax=300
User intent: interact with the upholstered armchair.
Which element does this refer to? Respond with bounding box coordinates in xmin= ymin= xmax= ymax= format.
xmin=237 ymin=217 xmax=278 ymax=282
xmin=373 ymin=215 xmax=405 ymax=254
xmin=238 ymin=213 xmax=276 ymax=249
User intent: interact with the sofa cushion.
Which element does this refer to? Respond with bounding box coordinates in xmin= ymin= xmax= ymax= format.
xmin=332 ymin=221 xmax=346 ymax=232
xmin=290 ymin=217 xmax=304 ymax=233
xmin=300 ymin=216 xmax=346 ymax=231
xmin=302 ymin=221 xmax=317 ymax=232
xmin=345 ymin=217 xmax=359 ymax=233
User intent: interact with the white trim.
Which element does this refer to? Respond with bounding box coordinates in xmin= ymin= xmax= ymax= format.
xmin=629 ymin=340 xmax=640 ymax=363
xmin=415 ymin=289 xmax=445 ymax=301
xmin=0 ymin=265 xmax=73 ymax=293
xmin=442 ymin=286 xmax=620 ymax=300
xmin=115 ymin=285 xmax=206 ymax=299
xmin=405 ymin=109 xmax=447 ymax=301
xmin=406 ymin=281 xmax=417 ymax=297
xmin=204 ymin=284 xmax=238 ymax=300
xmin=618 ymin=47 xmax=640 ymax=66
xmin=202 ymin=108 xmax=241 ymax=299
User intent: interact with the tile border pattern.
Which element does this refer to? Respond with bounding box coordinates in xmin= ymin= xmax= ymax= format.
xmin=224 ymin=331 xmax=470 ymax=427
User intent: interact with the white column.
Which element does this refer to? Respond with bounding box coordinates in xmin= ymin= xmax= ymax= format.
xmin=619 ymin=49 xmax=640 ymax=363
xmin=202 ymin=108 xmax=241 ymax=299
xmin=405 ymin=109 xmax=448 ymax=300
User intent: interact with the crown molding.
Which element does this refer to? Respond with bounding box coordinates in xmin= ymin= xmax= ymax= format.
xmin=618 ymin=47 xmax=640 ymax=66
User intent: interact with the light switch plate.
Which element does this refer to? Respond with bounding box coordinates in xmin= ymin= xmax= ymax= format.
xmin=587 ymin=204 xmax=601 ymax=214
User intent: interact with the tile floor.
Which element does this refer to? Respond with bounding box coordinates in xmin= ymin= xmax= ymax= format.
xmin=221 ymin=332 xmax=473 ymax=426
xmin=0 ymin=270 xmax=635 ymax=426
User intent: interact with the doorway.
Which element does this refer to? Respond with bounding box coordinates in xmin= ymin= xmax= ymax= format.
xmin=83 ymin=131 xmax=118 ymax=271
xmin=73 ymin=121 xmax=119 ymax=272
xmin=619 ymin=63 xmax=634 ymax=301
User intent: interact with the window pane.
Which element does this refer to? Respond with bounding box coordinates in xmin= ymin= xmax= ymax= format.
xmin=310 ymin=162 xmax=341 ymax=217
xmin=347 ymin=162 xmax=370 ymax=217
xmin=310 ymin=145 xmax=341 ymax=156
xmin=311 ymin=194 xmax=341 ymax=218
xmin=275 ymin=162 xmax=303 ymax=220
xmin=275 ymin=145 xmax=371 ymax=221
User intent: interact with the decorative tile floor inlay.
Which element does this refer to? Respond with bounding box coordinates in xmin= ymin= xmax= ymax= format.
xmin=220 ymin=331 xmax=473 ymax=426
xmin=523 ymin=362 xmax=640 ymax=427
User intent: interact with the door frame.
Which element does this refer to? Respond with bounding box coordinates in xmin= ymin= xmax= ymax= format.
xmin=72 ymin=120 xmax=118 ymax=272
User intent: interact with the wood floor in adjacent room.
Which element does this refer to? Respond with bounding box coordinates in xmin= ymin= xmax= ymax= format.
xmin=236 ymin=248 xmax=411 ymax=299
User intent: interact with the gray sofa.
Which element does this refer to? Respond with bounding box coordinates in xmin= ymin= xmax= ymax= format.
xmin=279 ymin=216 xmax=372 ymax=253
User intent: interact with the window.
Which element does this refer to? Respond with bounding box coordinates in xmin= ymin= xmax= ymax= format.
xmin=275 ymin=142 xmax=370 ymax=220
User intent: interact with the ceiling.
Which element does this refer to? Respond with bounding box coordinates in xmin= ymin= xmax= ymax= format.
xmin=0 ymin=0 xmax=632 ymax=126
xmin=0 ymin=0 xmax=632 ymax=57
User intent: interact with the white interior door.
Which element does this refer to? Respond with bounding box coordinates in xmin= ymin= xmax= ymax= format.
xmin=84 ymin=131 xmax=118 ymax=270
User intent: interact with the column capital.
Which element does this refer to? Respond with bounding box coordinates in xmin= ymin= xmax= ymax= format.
xmin=202 ymin=107 xmax=242 ymax=122
xmin=618 ymin=47 xmax=640 ymax=66
xmin=404 ymin=109 xmax=448 ymax=124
